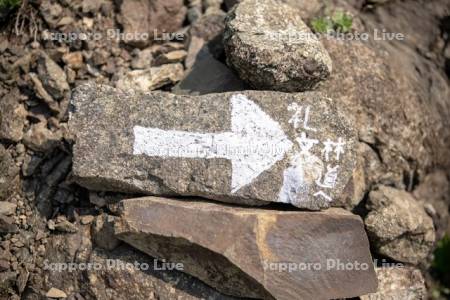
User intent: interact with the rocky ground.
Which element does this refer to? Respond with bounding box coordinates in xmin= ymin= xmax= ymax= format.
xmin=0 ymin=0 xmax=449 ymax=299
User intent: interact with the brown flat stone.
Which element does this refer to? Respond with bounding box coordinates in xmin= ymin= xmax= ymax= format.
xmin=114 ymin=197 xmax=378 ymax=299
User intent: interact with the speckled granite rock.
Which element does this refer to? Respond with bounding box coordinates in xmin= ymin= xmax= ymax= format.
xmin=223 ymin=0 xmax=332 ymax=92
xmin=361 ymin=267 xmax=426 ymax=300
xmin=69 ymin=83 xmax=356 ymax=210
xmin=364 ymin=186 xmax=435 ymax=264
xmin=114 ymin=197 xmax=378 ymax=300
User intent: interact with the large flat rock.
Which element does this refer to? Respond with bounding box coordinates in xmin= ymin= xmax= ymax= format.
xmin=69 ymin=83 xmax=356 ymax=210
xmin=114 ymin=197 xmax=378 ymax=299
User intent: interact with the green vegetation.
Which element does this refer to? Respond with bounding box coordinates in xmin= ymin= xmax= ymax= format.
xmin=310 ymin=11 xmax=353 ymax=34
xmin=0 ymin=0 xmax=21 ymax=10
xmin=433 ymin=234 xmax=450 ymax=279
xmin=431 ymin=234 xmax=450 ymax=299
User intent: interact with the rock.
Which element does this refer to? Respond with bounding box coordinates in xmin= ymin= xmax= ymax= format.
xmin=82 ymin=0 xmax=105 ymax=14
xmin=54 ymin=216 xmax=78 ymax=234
xmin=40 ymin=2 xmax=63 ymax=28
xmin=315 ymin=18 xmax=450 ymax=189
xmin=93 ymin=214 xmax=120 ymax=250
xmin=70 ymin=83 xmax=356 ymax=210
xmin=46 ymin=287 xmax=67 ymax=298
xmin=23 ymin=123 xmax=62 ymax=152
xmin=190 ymin=9 xmax=227 ymax=58
xmin=116 ymin=63 xmax=184 ymax=92
xmin=37 ymin=53 xmax=70 ymax=100
xmin=89 ymin=192 xmax=107 ymax=208
xmin=0 ymin=214 xmax=18 ymax=233
xmin=365 ymin=186 xmax=435 ymax=264
xmin=118 ymin=0 xmax=187 ymax=47
xmin=21 ymin=154 xmax=44 ymax=177
xmin=185 ymin=36 xmax=206 ymax=69
xmin=80 ymin=215 xmax=94 ymax=225
xmin=0 ymin=145 xmax=19 ymax=201
xmin=173 ymin=47 xmax=246 ymax=95
xmin=0 ymin=89 xmax=27 ymax=142
xmin=115 ymin=197 xmax=377 ymax=299
xmin=223 ymin=0 xmax=332 ymax=92
xmin=413 ymin=171 xmax=450 ymax=240
xmin=29 ymin=72 xmax=60 ymax=113
xmin=225 ymin=0 xmax=322 ymax=20
xmin=0 ymin=202 xmax=16 ymax=216
xmin=130 ymin=48 xmax=153 ymax=69
xmin=62 ymin=52 xmax=84 ymax=70
xmin=361 ymin=267 xmax=426 ymax=300
xmin=154 ymin=50 xmax=187 ymax=65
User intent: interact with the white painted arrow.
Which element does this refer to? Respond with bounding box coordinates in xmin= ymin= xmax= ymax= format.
xmin=133 ymin=94 xmax=293 ymax=193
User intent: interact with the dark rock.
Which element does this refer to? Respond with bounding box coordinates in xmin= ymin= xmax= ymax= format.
xmin=115 ymin=197 xmax=378 ymax=299
xmin=70 ymin=83 xmax=356 ymax=210
xmin=92 ymin=214 xmax=120 ymax=250
xmin=223 ymin=0 xmax=332 ymax=92
xmin=173 ymin=47 xmax=246 ymax=95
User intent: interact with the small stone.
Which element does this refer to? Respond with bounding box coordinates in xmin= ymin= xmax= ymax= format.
xmin=62 ymin=52 xmax=84 ymax=70
xmin=130 ymin=48 xmax=153 ymax=69
xmin=223 ymin=0 xmax=332 ymax=92
xmin=93 ymin=214 xmax=120 ymax=250
xmin=47 ymin=219 xmax=55 ymax=231
xmin=80 ymin=215 xmax=94 ymax=225
xmin=39 ymin=2 xmax=63 ymax=28
xmin=89 ymin=192 xmax=107 ymax=207
xmin=116 ymin=63 xmax=184 ymax=92
xmin=70 ymin=83 xmax=356 ymax=210
xmin=115 ymin=197 xmax=378 ymax=299
xmin=0 ymin=259 xmax=9 ymax=271
xmin=0 ymin=89 xmax=27 ymax=142
xmin=52 ymin=216 xmax=78 ymax=233
xmin=118 ymin=0 xmax=186 ymax=47
xmin=0 ymin=215 xmax=18 ymax=233
xmin=361 ymin=267 xmax=426 ymax=300
xmin=365 ymin=186 xmax=436 ymax=264
xmin=29 ymin=72 xmax=60 ymax=113
xmin=23 ymin=123 xmax=62 ymax=152
xmin=0 ymin=146 xmax=19 ymax=201
xmin=46 ymin=287 xmax=67 ymax=298
xmin=56 ymin=16 xmax=74 ymax=27
xmin=154 ymin=50 xmax=187 ymax=65
xmin=37 ymin=53 xmax=70 ymax=100
xmin=0 ymin=202 xmax=17 ymax=216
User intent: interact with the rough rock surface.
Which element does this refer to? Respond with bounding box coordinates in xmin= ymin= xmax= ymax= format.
xmin=70 ymin=83 xmax=356 ymax=210
xmin=0 ymin=89 xmax=27 ymax=142
xmin=42 ymin=221 xmax=236 ymax=299
xmin=365 ymin=186 xmax=435 ymax=264
xmin=118 ymin=0 xmax=187 ymax=47
xmin=223 ymin=0 xmax=332 ymax=92
xmin=0 ymin=145 xmax=19 ymax=201
xmin=361 ymin=267 xmax=426 ymax=300
xmin=115 ymin=197 xmax=378 ymax=300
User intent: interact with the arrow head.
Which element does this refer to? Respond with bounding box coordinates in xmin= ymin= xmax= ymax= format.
xmin=229 ymin=94 xmax=293 ymax=193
